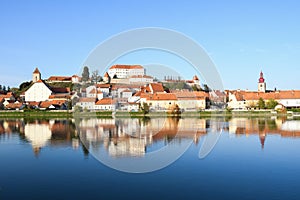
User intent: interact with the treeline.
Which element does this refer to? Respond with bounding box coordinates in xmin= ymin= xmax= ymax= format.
xmin=0 ymin=84 xmax=11 ymax=93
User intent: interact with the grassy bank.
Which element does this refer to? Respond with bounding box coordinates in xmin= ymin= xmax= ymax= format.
xmin=0 ymin=110 xmax=293 ymax=119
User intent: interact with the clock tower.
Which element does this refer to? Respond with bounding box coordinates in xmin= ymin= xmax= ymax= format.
xmin=258 ymin=71 xmax=266 ymax=92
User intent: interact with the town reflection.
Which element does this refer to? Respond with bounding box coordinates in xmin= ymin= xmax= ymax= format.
xmin=1 ymin=117 xmax=300 ymax=157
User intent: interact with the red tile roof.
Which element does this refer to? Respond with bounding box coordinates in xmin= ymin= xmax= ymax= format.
xmin=48 ymin=76 xmax=72 ymax=82
xmin=148 ymin=93 xmax=177 ymax=101
xmin=149 ymin=83 xmax=164 ymax=93
xmin=95 ymin=98 xmax=116 ymax=105
xmin=230 ymin=90 xmax=300 ymax=101
xmin=109 ymin=64 xmax=143 ymax=69
xmin=78 ymin=98 xmax=96 ymax=103
xmin=33 ymin=67 xmax=40 ymax=74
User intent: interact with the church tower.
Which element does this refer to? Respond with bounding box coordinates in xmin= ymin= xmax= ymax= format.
xmin=32 ymin=67 xmax=41 ymax=83
xmin=258 ymin=71 xmax=266 ymax=92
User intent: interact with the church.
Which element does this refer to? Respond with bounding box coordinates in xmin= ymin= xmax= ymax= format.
xmin=227 ymin=71 xmax=300 ymax=110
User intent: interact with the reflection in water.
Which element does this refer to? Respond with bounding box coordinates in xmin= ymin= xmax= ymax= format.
xmin=1 ymin=117 xmax=300 ymax=157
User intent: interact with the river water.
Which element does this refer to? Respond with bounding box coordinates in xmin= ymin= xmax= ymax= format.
xmin=1 ymin=117 xmax=300 ymax=199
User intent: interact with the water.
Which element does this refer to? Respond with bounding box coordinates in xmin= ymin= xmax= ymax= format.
xmin=1 ymin=117 xmax=300 ymax=199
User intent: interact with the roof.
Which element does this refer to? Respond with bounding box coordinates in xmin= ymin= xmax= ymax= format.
xmin=0 ymin=92 xmax=15 ymax=99
xmin=6 ymin=102 xmax=23 ymax=109
xmin=193 ymin=75 xmax=199 ymax=81
xmin=149 ymin=83 xmax=164 ymax=93
xmin=49 ymin=94 xmax=71 ymax=99
xmin=51 ymin=87 xmax=70 ymax=94
xmin=39 ymin=100 xmax=66 ymax=108
xmin=175 ymin=91 xmax=208 ymax=100
xmin=33 ymin=67 xmax=40 ymax=74
xmin=230 ymin=90 xmax=300 ymax=101
xmin=148 ymin=93 xmax=177 ymax=101
xmin=96 ymin=84 xmax=111 ymax=88
xmin=109 ymin=64 xmax=144 ymax=70
xmin=78 ymin=98 xmax=96 ymax=103
xmin=95 ymin=98 xmax=115 ymax=105
xmin=48 ymin=76 xmax=72 ymax=82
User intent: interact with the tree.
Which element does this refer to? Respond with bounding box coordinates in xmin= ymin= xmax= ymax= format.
xmin=140 ymin=103 xmax=150 ymax=114
xmin=266 ymin=99 xmax=278 ymax=109
xmin=258 ymin=98 xmax=265 ymax=109
xmin=91 ymin=70 xmax=102 ymax=84
xmin=82 ymin=66 xmax=90 ymax=82
xmin=19 ymin=81 xmax=32 ymax=91
xmin=202 ymin=84 xmax=211 ymax=92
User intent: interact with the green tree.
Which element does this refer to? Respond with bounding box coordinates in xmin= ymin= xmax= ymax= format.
xmin=82 ymin=66 xmax=90 ymax=82
xmin=19 ymin=81 xmax=32 ymax=91
xmin=140 ymin=102 xmax=150 ymax=114
xmin=258 ymin=98 xmax=265 ymax=109
xmin=266 ymin=99 xmax=278 ymax=109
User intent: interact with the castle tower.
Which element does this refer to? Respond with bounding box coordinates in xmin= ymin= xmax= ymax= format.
xmin=258 ymin=71 xmax=266 ymax=92
xmin=32 ymin=67 xmax=41 ymax=83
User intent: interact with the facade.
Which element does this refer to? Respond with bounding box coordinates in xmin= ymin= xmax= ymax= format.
xmin=76 ymin=98 xmax=96 ymax=110
xmin=129 ymin=75 xmax=153 ymax=84
xmin=95 ymin=98 xmax=116 ymax=111
xmin=25 ymin=80 xmax=52 ymax=102
xmin=108 ymin=65 xmax=144 ymax=79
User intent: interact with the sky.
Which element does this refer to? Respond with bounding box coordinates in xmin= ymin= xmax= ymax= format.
xmin=0 ymin=0 xmax=300 ymax=90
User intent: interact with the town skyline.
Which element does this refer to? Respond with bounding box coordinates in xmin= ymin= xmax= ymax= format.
xmin=1 ymin=1 xmax=300 ymax=90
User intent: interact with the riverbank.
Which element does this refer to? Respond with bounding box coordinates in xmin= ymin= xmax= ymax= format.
xmin=0 ymin=110 xmax=295 ymax=119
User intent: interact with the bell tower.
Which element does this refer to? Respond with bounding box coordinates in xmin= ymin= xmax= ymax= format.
xmin=32 ymin=67 xmax=41 ymax=83
xmin=258 ymin=71 xmax=266 ymax=92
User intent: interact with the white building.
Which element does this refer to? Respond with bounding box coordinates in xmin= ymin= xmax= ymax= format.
xmin=94 ymin=98 xmax=116 ymax=111
xmin=76 ymin=98 xmax=96 ymax=110
xmin=108 ymin=65 xmax=144 ymax=79
xmin=25 ymin=80 xmax=52 ymax=102
xmin=129 ymin=75 xmax=153 ymax=84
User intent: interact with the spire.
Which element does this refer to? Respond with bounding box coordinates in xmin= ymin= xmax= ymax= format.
xmin=33 ymin=67 xmax=40 ymax=74
xmin=259 ymin=70 xmax=265 ymax=83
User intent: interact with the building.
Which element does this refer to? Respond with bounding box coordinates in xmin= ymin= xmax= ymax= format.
xmin=227 ymin=71 xmax=300 ymax=110
xmin=95 ymin=98 xmax=116 ymax=111
xmin=25 ymin=80 xmax=53 ymax=102
xmin=258 ymin=71 xmax=266 ymax=92
xmin=76 ymin=98 xmax=96 ymax=110
xmin=25 ymin=69 xmax=71 ymax=103
xmin=129 ymin=75 xmax=153 ymax=84
xmin=108 ymin=65 xmax=145 ymax=79
xmin=32 ymin=67 xmax=41 ymax=83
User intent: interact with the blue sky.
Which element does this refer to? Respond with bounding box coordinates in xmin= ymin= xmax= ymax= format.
xmin=0 ymin=0 xmax=300 ymax=90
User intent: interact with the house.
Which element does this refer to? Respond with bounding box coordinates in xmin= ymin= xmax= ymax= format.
xmin=145 ymin=92 xmax=178 ymax=111
xmin=5 ymin=102 xmax=24 ymax=110
xmin=76 ymin=98 xmax=96 ymax=110
xmin=71 ymin=75 xmax=81 ymax=83
xmin=175 ymin=91 xmax=208 ymax=111
xmin=108 ymin=65 xmax=145 ymax=79
xmin=95 ymin=98 xmax=116 ymax=111
xmin=39 ymin=100 xmax=67 ymax=110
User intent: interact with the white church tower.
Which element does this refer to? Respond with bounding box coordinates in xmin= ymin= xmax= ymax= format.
xmin=258 ymin=71 xmax=266 ymax=93
xmin=32 ymin=67 xmax=41 ymax=83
